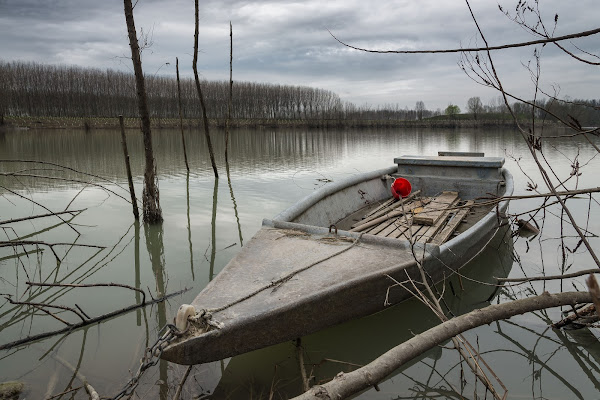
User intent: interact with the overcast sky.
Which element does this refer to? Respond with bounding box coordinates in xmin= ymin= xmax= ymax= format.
xmin=0 ymin=0 xmax=598 ymax=111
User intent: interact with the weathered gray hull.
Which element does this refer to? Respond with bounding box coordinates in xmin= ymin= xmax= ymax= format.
xmin=162 ymin=155 xmax=513 ymax=365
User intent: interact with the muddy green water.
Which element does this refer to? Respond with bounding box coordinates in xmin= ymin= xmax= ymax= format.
xmin=0 ymin=127 xmax=599 ymax=399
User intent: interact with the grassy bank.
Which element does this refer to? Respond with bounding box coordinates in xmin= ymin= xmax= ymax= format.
xmin=1 ymin=115 xmax=539 ymax=130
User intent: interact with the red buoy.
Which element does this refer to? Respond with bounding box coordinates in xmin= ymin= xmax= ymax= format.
xmin=391 ymin=177 xmax=412 ymax=199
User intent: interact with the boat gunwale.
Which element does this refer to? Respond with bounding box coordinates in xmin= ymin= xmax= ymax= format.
xmin=273 ymin=165 xmax=398 ymax=223
xmin=272 ymin=162 xmax=514 ymax=252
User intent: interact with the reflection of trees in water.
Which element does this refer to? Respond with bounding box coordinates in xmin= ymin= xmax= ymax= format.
xmin=0 ymin=127 xmax=541 ymax=189
xmin=227 ymin=160 xmax=244 ymax=248
xmin=186 ymin=172 xmax=195 ymax=281
xmin=209 ymin=178 xmax=218 ymax=281
xmin=144 ymin=222 xmax=169 ymax=400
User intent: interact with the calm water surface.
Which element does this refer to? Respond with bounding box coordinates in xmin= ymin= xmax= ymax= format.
xmin=0 ymin=127 xmax=599 ymax=399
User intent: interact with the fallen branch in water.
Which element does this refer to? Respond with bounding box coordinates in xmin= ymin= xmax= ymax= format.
xmin=46 ymin=386 xmax=83 ymax=400
xmin=43 ymin=345 xmax=100 ymax=400
xmin=0 ymin=241 xmax=105 ymax=249
xmin=0 ymin=209 xmax=86 ymax=226
xmin=0 ymin=287 xmax=191 ymax=351
xmin=4 ymin=296 xmax=87 ymax=322
xmin=0 ymin=241 xmax=106 ymax=262
xmin=292 ymin=291 xmax=592 ymax=400
xmin=26 ymin=281 xmax=146 ymax=305
xmin=0 ymin=184 xmax=81 ymax=235
xmin=0 ymin=159 xmax=128 ymax=190
xmin=0 ymin=172 xmax=131 ymax=204
xmin=497 ymin=268 xmax=600 ymax=283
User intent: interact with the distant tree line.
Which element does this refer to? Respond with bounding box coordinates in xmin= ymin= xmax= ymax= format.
xmin=464 ymin=95 xmax=600 ymax=126
xmin=0 ymin=61 xmax=439 ymax=122
xmin=1 ymin=61 xmax=599 ymax=126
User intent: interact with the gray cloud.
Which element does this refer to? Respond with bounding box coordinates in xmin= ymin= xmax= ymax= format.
xmin=0 ymin=0 xmax=598 ymax=110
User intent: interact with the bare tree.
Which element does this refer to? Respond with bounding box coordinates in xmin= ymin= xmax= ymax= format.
xmin=193 ymin=0 xmax=219 ymax=178
xmin=176 ymin=57 xmax=190 ymax=172
xmin=415 ymin=100 xmax=425 ymax=120
xmin=123 ymin=0 xmax=162 ymax=223
xmin=225 ymin=21 xmax=233 ymax=163
xmin=467 ymin=96 xmax=483 ymax=119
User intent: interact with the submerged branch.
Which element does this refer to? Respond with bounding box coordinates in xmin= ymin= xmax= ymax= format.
xmin=0 ymin=209 xmax=86 ymax=226
xmin=498 ymin=268 xmax=600 ymax=283
xmin=292 ymin=291 xmax=592 ymax=400
xmin=0 ymin=287 xmax=190 ymax=351
xmin=4 ymin=296 xmax=87 ymax=322
xmin=26 ymin=281 xmax=146 ymax=305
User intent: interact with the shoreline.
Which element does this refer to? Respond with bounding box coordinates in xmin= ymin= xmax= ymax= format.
xmin=0 ymin=115 xmax=548 ymax=131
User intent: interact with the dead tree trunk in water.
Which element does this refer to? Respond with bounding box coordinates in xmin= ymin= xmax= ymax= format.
xmin=123 ymin=0 xmax=163 ymax=223
xmin=225 ymin=21 xmax=233 ymax=163
xmin=119 ymin=115 xmax=139 ymax=220
xmin=193 ymin=0 xmax=219 ymax=178
xmin=176 ymin=57 xmax=190 ymax=171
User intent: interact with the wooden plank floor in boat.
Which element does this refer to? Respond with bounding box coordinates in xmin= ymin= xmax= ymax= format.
xmin=337 ymin=191 xmax=476 ymax=245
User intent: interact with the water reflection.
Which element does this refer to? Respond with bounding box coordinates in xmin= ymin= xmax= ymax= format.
xmin=209 ymin=178 xmax=218 ymax=281
xmin=186 ymin=172 xmax=194 ymax=281
xmin=144 ymin=222 xmax=169 ymax=399
xmin=208 ymin=227 xmax=513 ymax=399
xmin=226 ymin=161 xmax=244 ymax=248
xmin=0 ymin=127 xmax=599 ymax=399
xmin=135 ymin=221 xmax=142 ymax=326
xmin=0 ymin=127 xmax=539 ymax=188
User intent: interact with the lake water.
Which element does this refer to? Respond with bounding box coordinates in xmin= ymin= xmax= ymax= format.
xmin=0 ymin=126 xmax=599 ymax=399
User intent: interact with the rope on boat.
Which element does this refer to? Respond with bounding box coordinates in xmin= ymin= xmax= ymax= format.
xmin=209 ymin=231 xmax=364 ymax=314
xmin=181 ymin=232 xmax=365 ymax=331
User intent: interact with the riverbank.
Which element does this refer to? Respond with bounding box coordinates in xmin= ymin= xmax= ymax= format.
xmin=0 ymin=115 xmax=540 ymax=131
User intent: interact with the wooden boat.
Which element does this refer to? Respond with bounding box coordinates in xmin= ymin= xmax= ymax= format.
xmin=162 ymin=152 xmax=514 ymax=365
xmin=209 ymin=228 xmax=514 ymax=398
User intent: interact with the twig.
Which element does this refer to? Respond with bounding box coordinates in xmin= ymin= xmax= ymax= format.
xmin=477 ymin=187 xmax=600 ymax=202
xmin=0 ymin=173 xmax=131 ymax=204
xmin=498 ymin=268 xmax=600 ymax=283
xmin=4 ymin=295 xmax=87 ymax=322
xmin=327 ymin=26 xmax=600 ymax=55
xmin=0 ymin=209 xmax=86 ymax=226
xmin=75 ymin=304 xmax=91 ymax=319
xmin=26 ymin=282 xmax=146 ymax=306
xmin=27 ymin=302 xmax=73 ymax=326
xmin=0 ymin=241 xmax=105 ymax=263
xmin=0 ymin=159 xmax=129 ymax=192
xmin=292 ymin=291 xmax=592 ymax=400
xmin=0 ymin=241 xmax=104 ymax=249
xmin=45 ymin=386 xmax=83 ymax=400
xmin=0 ymin=184 xmax=81 ymax=235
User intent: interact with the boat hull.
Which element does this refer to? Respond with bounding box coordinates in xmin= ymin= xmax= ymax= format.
xmin=162 ymin=157 xmax=513 ymax=365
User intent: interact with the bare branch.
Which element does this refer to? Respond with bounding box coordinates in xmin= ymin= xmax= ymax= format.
xmin=498 ymin=268 xmax=600 ymax=284
xmin=0 ymin=287 xmax=190 ymax=351
xmin=327 ymin=26 xmax=600 ymax=55
xmin=292 ymin=291 xmax=592 ymax=400
xmin=26 ymin=281 xmax=146 ymax=305
xmin=0 ymin=209 xmax=85 ymax=226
